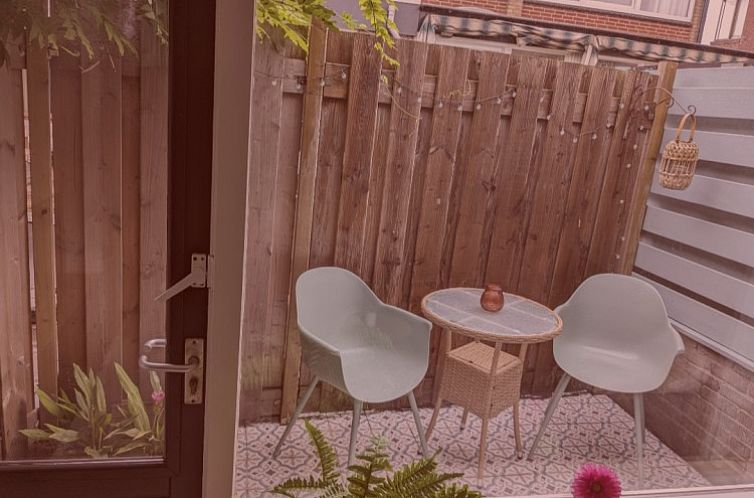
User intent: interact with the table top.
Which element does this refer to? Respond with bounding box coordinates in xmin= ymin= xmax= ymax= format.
xmin=421 ymin=288 xmax=562 ymax=344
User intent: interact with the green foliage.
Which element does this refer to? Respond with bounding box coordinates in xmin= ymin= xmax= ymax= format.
xmin=271 ymin=420 xmax=483 ymax=498
xmin=20 ymin=363 xmax=165 ymax=458
xmin=255 ymin=0 xmax=398 ymax=66
xmin=0 ymin=0 xmax=167 ymax=68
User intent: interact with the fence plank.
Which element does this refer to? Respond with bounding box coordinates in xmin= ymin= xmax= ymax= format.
xmin=517 ymin=62 xmax=582 ymax=303
xmin=0 ymin=55 xmax=34 ymax=459
xmin=635 ymin=243 xmax=754 ymax=318
xmin=514 ymin=62 xmax=582 ymax=394
xmin=485 ymin=57 xmax=551 ymax=293
xmin=408 ymin=46 xmax=470 ymax=312
xmin=27 ymin=42 xmax=59 ymax=399
xmin=50 ymin=51 xmax=87 ymax=394
xmin=651 ymin=173 xmax=754 ymax=219
xmin=240 ymin=39 xmax=285 ymax=421
xmin=643 ymin=206 xmax=754 ymax=267
xmin=81 ymin=56 xmax=124 ymax=401
xmin=549 ymin=68 xmax=618 ymax=306
xmin=266 ymin=93 xmax=302 ymax=390
xmin=332 ymin=34 xmax=383 ymax=275
xmin=621 ymin=62 xmax=677 ymax=273
xmin=637 ymin=275 xmax=754 ymax=367
xmin=138 ymin=27 xmax=169 ymax=394
xmin=670 ymin=87 xmax=754 ymax=120
xmin=279 ymin=21 xmax=328 ymax=423
xmin=372 ymin=40 xmax=429 ymax=305
xmin=587 ymin=71 xmax=652 ymax=276
xmin=122 ymin=54 xmax=141 ymax=383
xmin=448 ymin=51 xmax=509 ymax=287
xmin=664 ymin=128 xmax=754 ymax=169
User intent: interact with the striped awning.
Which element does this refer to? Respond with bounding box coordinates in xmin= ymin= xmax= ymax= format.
xmin=418 ymin=14 xmax=754 ymax=64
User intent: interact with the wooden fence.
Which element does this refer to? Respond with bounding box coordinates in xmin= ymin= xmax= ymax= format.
xmin=0 ymin=26 xmax=664 ymax=456
xmin=0 ymin=27 xmax=167 ymax=459
xmin=241 ymin=30 xmax=662 ymax=423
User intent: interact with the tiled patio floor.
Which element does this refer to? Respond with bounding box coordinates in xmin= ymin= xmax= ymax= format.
xmin=235 ymin=394 xmax=708 ymax=497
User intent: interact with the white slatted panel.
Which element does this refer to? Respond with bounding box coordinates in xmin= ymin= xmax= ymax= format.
xmin=637 ymin=66 xmax=754 ymax=371
xmin=651 ymin=172 xmax=754 ymax=218
xmin=659 ymin=128 xmax=754 ymax=169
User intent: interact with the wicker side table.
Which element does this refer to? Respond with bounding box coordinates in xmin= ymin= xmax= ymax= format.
xmin=421 ymin=288 xmax=562 ymax=478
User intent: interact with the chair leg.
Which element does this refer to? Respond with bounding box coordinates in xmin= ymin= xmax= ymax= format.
xmin=425 ymin=396 xmax=443 ymax=442
xmin=273 ymin=376 xmax=320 ymax=458
xmin=408 ymin=391 xmax=429 ymax=458
xmin=348 ymin=399 xmax=364 ymax=467
xmin=638 ymin=393 xmax=646 ymax=444
xmin=513 ymin=400 xmax=523 ymax=459
xmin=527 ymin=373 xmax=571 ymax=461
xmin=634 ymin=393 xmax=645 ymax=487
xmin=477 ymin=415 xmax=490 ymax=479
xmin=460 ymin=409 xmax=469 ymax=431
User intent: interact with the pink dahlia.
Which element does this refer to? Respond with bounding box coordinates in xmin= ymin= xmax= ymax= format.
xmin=572 ymin=463 xmax=622 ymax=498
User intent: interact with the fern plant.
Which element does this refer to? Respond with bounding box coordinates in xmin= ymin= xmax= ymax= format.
xmin=272 ymin=420 xmax=483 ymax=498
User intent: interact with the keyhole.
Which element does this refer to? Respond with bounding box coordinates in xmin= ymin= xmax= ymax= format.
xmin=189 ymin=376 xmax=199 ymax=395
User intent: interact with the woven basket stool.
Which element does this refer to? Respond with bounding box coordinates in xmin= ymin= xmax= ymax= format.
xmin=659 ymin=112 xmax=698 ymax=190
xmin=425 ymin=340 xmax=526 ymax=478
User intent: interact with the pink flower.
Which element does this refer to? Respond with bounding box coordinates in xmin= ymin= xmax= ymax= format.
xmin=151 ymin=390 xmax=165 ymax=404
xmin=572 ymin=463 xmax=622 ymax=498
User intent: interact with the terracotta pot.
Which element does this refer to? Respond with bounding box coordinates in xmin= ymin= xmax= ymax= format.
xmin=480 ymin=284 xmax=504 ymax=312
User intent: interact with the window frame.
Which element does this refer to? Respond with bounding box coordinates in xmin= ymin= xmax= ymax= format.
xmin=535 ymin=0 xmax=696 ymax=23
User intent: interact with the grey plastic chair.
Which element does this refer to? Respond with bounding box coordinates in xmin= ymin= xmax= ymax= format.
xmin=272 ymin=266 xmax=432 ymax=465
xmin=527 ymin=274 xmax=684 ymax=482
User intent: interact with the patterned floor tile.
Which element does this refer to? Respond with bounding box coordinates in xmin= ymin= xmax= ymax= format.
xmin=234 ymin=394 xmax=708 ymax=497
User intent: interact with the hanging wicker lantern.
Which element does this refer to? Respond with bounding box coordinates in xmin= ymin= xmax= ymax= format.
xmin=659 ymin=112 xmax=698 ymax=190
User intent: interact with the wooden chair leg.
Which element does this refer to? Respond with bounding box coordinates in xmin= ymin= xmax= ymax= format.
xmin=513 ymin=400 xmax=523 ymax=459
xmin=477 ymin=415 xmax=490 ymax=479
xmin=460 ymin=408 xmax=469 ymax=431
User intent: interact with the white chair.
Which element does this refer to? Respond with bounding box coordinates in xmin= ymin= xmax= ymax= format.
xmin=273 ymin=266 xmax=432 ymax=465
xmin=527 ymin=274 xmax=684 ymax=481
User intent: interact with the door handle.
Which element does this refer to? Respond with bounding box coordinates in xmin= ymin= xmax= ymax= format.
xmin=139 ymin=338 xmax=205 ymax=404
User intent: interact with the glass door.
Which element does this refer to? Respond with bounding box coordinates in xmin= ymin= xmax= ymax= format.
xmin=0 ymin=1 xmax=216 ymax=496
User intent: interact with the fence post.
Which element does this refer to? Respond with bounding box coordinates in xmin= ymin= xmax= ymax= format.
xmin=0 ymin=47 xmax=35 ymax=459
xmin=278 ymin=20 xmax=328 ymax=424
xmin=27 ymin=40 xmax=60 ymax=401
xmin=620 ymin=62 xmax=678 ymax=273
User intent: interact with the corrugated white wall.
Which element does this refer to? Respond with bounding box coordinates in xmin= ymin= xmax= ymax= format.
xmin=635 ymin=65 xmax=754 ymax=370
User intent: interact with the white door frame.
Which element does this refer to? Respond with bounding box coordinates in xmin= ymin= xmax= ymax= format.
xmin=202 ymin=0 xmax=255 ymax=496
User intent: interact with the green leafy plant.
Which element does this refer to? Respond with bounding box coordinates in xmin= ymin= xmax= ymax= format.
xmin=0 ymin=0 xmax=167 ymax=68
xmin=272 ymin=420 xmax=483 ymax=498
xmin=21 ymin=363 xmax=165 ymax=458
xmin=256 ymin=0 xmax=398 ymax=65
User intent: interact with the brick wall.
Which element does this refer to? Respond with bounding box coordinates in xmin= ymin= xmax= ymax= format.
xmin=424 ymin=0 xmax=707 ymax=42
xmin=613 ymin=336 xmax=754 ymax=481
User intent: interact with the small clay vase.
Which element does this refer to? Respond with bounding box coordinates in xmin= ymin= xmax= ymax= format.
xmin=480 ymin=284 xmax=504 ymax=312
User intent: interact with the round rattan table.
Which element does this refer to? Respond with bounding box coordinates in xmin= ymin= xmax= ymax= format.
xmin=421 ymin=288 xmax=562 ymax=478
